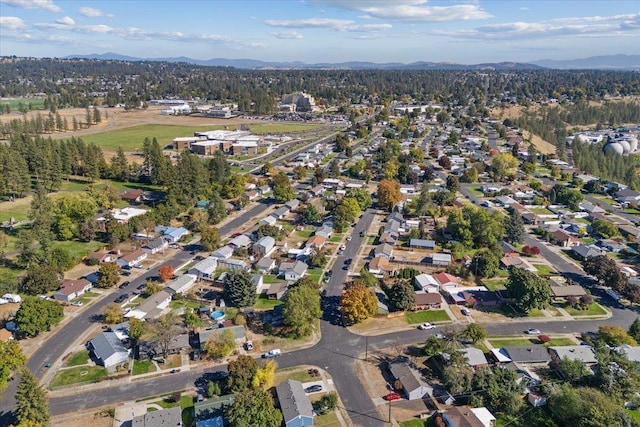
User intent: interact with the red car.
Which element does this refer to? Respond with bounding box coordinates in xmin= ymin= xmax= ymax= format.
xmin=383 ymin=392 xmax=401 ymax=401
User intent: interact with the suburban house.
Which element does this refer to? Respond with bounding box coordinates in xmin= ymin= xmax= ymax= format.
xmin=259 ymin=216 xmax=278 ymax=227
xmin=430 ymin=253 xmax=452 ymax=266
xmin=189 ymin=257 xmax=218 ymax=281
xmin=279 ymin=260 xmax=308 ymax=281
xmin=87 ymin=332 xmax=129 ymax=368
xmin=212 ymin=245 xmax=234 ymax=259
xmin=166 ymin=274 xmax=197 ymax=295
xmin=85 ymin=251 xmax=115 ymax=264
xmin=256 ymin=257 xmax=277 ymax=274
xmin=548 ymin=346 xmax=598 ymax=368
xmin=198 ymin=326 xmax=246 ymax=350
xmin=410 ymin=239 xmax=436 ymax=250
xmin=500 ymin=256 xmax=537 ymax=273
xmin=552 ymin=229 xmax=582 ymax=248
xmin=194 ymin=394 xmax=235 ymax=426
xmin=374 ymin=243 xmax=394 ymax=259
xmin=218 ymin=258 xmax=249 ymax=271
xmin=156 ymin=226 xmax=189 ymax=243
xmin=125 ymin=290 xmax=172 ymax=320
xmin=459 ymin=347 xmax=490 ymax=369
xmin=571 ymin=245 xmax=602 ymax=260
xmin=272 ymin=206 xmax=291 ymax=220
xmin=415 ymin=274 xmax=440 ymax=293
xmin=276 ymin=380 xmax=314 ymax=427
xmin=315 ymin=225 xmax=333 ymax=239
xmin=413 ymin=292 xmax=442 ymax=310
xmin=499 ymin=241 xmax=519 ymax=257
xmin=120 ymin=189 xmax=144 ymax=204
xmin=267 ymin=283 xmax=288 ymax=300
xmin=434 ymin=272 xmax=459 ymax=289
xmin=439 ymin=406 xmax=496 ymax=427
xmin=387 ymin=361 xmax=430 ymax=401
xmin=117 ymin=249 xmax=147 ymax=268
xmin=550 ymin=285 xmax=587 ymax=301
xmin=285 ymin=199 xmax=300 ymax=211
xmin=500 ymin=346 xmax=551 ymax=367
xmin=142 ymin=237 xmax=168 ymax=255
xmin=380 ymin=232 xmax=399 ymax=245
xmin=616 ymin=345 xmax=640 ymax=363
xmin=132 ymin=407 xmax=182 ymax=427
xmin=615 ymin=188 xmax=640 ymax=205
xmin=229 ymin=234 xmax=252 ymax=249
xmin=54 ymin=278 xmax=92 ymax=302
xmin=253 ymin=236 xmax=276 ymax=257
xmin=368 ymin=256 xmax=394 ymax=276
xmin=305 ymin=235 xmax=327 ymax=250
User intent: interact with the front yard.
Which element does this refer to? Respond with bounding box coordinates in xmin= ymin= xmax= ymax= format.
xmin=63 ymin=350 xmax=90 ymax=367
xmin=132 ymin=359 xmax=157 ymax=375
xmin=404 ymin=310 xmax=450 ymax=324
xmin=49 ymin=365 xmax=108 ymax=388
xmin=254 ymin=294 xmax=282 ymax=310
xmin=533 ymin=264 xmax=556 ymax=275
xmin=562 ymin=302 xmax=608 ymax=317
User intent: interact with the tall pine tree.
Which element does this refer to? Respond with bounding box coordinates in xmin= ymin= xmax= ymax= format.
xmin=15 ymin=369 xmax=50 ymax=425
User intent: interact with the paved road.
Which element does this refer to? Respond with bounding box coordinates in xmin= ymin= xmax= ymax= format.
xmin=0 ymin=201 xmax=271 ymax=424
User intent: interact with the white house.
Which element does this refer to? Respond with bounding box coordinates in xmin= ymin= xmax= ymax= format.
xmin=88 ymin=332 xmax=129 ymax=367
xmin=142 ymin=238 xmax=168 ymax=255
xmin=117 ymin=250 xmax=147 ymax=268
xmin=279 ymin=260 xmax=308 ymax=281
xmin=414 ymin=274 xmax=439 ymax=293
xmin=253 ymin=236 xmax=276 ymax=257
xmin=54 ymin=278 xmax=92 ymax=302
xmin=188 ymin=257 xmax=218 ymax=281
xmin=229 ymin=234 xmax=252 ymax=249
xmin=125 ymin=290 xmax=172 ymax=320
xmin=166 ymin=274 xmax=197 ymax=295
xmin=212 ymin=245 xmax=234 ymax=259
xmin=259 ymin=216 xmax=278 ymax=227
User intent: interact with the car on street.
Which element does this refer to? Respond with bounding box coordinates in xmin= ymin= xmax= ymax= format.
xmin=339 ymin=245 xmax=346 ymax=251
xmin=526 ymin=328 xmax=541 ymax=335
xmin=342 ymin=265 xmax=349 ymax=270
xmin=461 ymin=308 xmax=471 ymax=316
xmin=360 ymin=231 xmax=365 ymax=237
xmin=337 ymin=250 xmax=344 ymax=256
xmin=114 ymin=294 xmax=128 ymax=303
xmin=344 ymin=258 xmax=352 ymax=265
xmin=383 ymin=392 xmax=402 ymax=401
xmin=418 ymin=323 xmax=435 ymax=330
xmin=305 ymin=384 xmax=323 ymax=393
xmin=346 ymin=236 xmax=352 ymax=241
xmin=119 ymin=281 xmax=130 ymax=289
xmin=263 ymin=349 xmax=281 ymax=358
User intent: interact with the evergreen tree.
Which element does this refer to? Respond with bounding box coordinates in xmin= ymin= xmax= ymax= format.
xmin=15 ymin=369 xmax=50 ymax=425
xmin=504 ymin=210 xmax=525 ymax=244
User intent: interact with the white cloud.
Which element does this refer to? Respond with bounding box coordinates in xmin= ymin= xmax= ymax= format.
xmin=0 ymin=0 xmax=60 ymax=12
xmin=78 ymin=6 xmax=107 ymax=17
xmin=0 ymin=16 xmax=27 ymax=30
xmin=270 ymin=30 xmax=304 ymax=39
xmin=265 ymin=17 xmax=391 ymax=32
xmin=55 ymin=16 xmax=75 ymax=26
xmin=312 ymin=0 xmax=491 ymax=23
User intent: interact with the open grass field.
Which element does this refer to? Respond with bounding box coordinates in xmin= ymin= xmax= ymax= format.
xmin=80 ymin=124 xmax=217 ymax=151
xmin=533 ymin=264 xmax=556 ymax=275
xmin=404 ymin=310 xmax=450 ymax=324
xmin=49 ymin=365 xmax=108 ymax=388
xmin=400 ymin=420 xmax=427 ymax=427
xmin=0 ymin=98 xmax=45 ymax=111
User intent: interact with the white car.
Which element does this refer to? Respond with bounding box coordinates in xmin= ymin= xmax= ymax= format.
xmin=461 ymin=308 xmax=471 ymax=316
xmin=71 ymin=301 xmax=83 ymax=307
xmin=346 ymin=236 xmax=352 ymax=241
xmin=418 ymin=323 xmax=435 ymax=330
xmin=526 ymin=328 xmax=541 ymax=335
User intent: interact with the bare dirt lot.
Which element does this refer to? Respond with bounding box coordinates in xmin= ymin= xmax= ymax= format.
xmin=51 ymin=410 xmax=114 ymax=427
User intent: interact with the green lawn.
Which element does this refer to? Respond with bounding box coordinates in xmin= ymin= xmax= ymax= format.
xmin=49 ymin=365 xmax=108 ymax=388
xmin=263 ymin=274 xmax=281 ymax=284
xmin=169 ymin=299 xmax=202 ymax=310
xmin=70 ymin=124 xmax=218 ymax=151
xmin=0 ymin=98 xmax=45 ymax=110
xmin=367 ymin=236 xmax=378 ymax=245
xmin=404 ymin=310 xmax=450 ymax=324
xmin=467 ymin=187 xmax=484 ymax=196
xmin=50 ymin=240 xmax=104 ymax=262
xmin=483 ymin=279 xmax=508 ymax=291
xmin=329 ymin=234 xmax=343 ymax=243
xmin=274 ymin=368 xmax=314 ymax=384
xmin=400 ymin=420 xmax=426 ymax=427
xmin=0 ymin=267 xmax=24 ymax=294
xmin=626 ymin=409 xmax=640 ymax=423
xmin=296 ymin=230 xmax=314 ymax=239
xmin=307 ymin=269 xmax=324 ymax=284
xmin=563 ymin=302 xmax=608 ymax=316
xmin=545 ymin=337 xmax=577 ymax=346
xmin=254 ymin=294 xmax=282 ymax=310
xmin=151 ymin=395 xmax=195 ymax=426
xmin=533 ymin=264 xmax=556 ymax=275
xmin=529 ymin=207 xmax=552 ymax=215
xmin=248 ymin=123 xmax=327 ymax=134
xmin=488 ymin=337 xmax=539 ymax=348
xmin=133 ymin=359 xmax=157 ymax=375
xmin=0 ymin=202 xmax=31 ymax=222
xmin=315 ymin=410 xmax=340 ymax=427
xmin=495 ymin=304 xmax=546 ymax=318
xmin=623 ymin=208 xmax=640 ymax=215
xmin=64 ymin=350 xmax=90 ymax=367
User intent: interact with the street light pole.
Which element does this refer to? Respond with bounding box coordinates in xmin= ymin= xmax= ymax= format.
xmin=388 ymin=399 xmax=392 ymax=424
xmin=365 ymin=336 xmax=368 ymax=361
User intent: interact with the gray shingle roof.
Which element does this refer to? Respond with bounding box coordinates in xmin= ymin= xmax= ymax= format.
xmin=89 ymin=332 xmax=127 ymax=362
xmin=276 ymin=379 xmax=314 ymax=424
xmin=502 ymin=346 xmax=551 ymax=364
xmin=132 ymin=407 xmax=182 ymax=427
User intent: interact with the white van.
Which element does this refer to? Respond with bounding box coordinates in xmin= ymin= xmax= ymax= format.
xmin=263 ymin=349 xmax=281 ymax=358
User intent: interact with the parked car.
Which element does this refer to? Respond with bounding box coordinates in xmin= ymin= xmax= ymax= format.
xmin=461 ymin=308 xmax=471 ymax=316
xmin=71 ymin=301 xmax=83 ymax=307
xmin=244 ymin=341 xmax=254 ymax=351
xmin=344 ymin=258 xmax=352 ymax=265
xmin=383 ymin=392 xmax=402 ymax=401
xmin=526 ymin=328 xmax=541 ymax=335
xmin=305 ymin=385 xmax=323 ymax=393
xmin=262 ymin=349 xmax=281 ymax=358
xmin=137 ymin=284 xmax=146 ymax=290
xmin=119 ymin=281 xmax=130 ymax=289
xmin=114 ymin=294 xmax=128 ymax=303
xmin=346 ymin=236 xmax=352 ymax=241
xmin=418 ymin=323 xmax=435 ymax=330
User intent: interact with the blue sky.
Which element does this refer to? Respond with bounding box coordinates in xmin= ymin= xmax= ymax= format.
xmin=1 ymin=0 xmax=639 ymax=63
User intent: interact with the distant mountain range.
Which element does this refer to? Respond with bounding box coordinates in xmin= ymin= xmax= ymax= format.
xmin=64 ymin=53 xmax=640 ymax=70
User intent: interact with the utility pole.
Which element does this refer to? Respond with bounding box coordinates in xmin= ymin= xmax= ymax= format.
xmin=365 ymin=336 xmax=368 ymax=361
